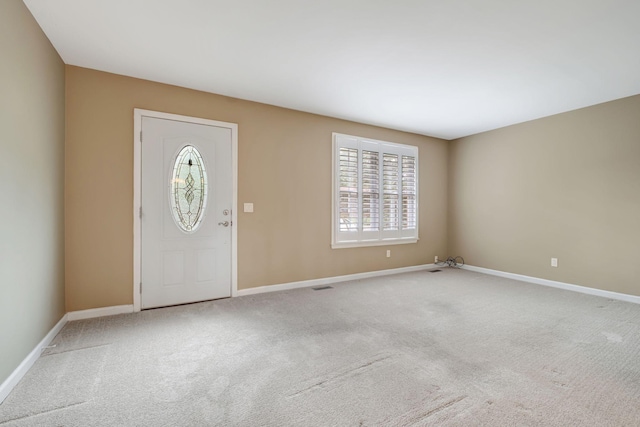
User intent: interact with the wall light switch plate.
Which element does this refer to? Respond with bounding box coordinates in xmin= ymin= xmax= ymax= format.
xmin=244 ymin=203 xmax=254 ymax=213
xmin=551 ymin=258 xmax=558 ymax=267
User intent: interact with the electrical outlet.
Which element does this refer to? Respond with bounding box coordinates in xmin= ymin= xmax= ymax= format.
xmin=386 ymin=250 xmax=391 ymax=258
xmin=435 ymin=256 xmax=438 ymax=263
xmin=551 ymin=258 xmax=558 ymax=267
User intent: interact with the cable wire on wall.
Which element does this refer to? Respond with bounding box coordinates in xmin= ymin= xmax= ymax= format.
xmin=436 ymin=256 xmax=465 ymax=268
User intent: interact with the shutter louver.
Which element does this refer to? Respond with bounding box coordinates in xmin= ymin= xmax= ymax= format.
xmin=383 ymin=153 xmax=399 ymax=231
xmin=339 ymin=147 xmax=358 ymax=232
xmin=402 ymin=155 xmax=417 ymax=230
xmin=362 ymin=150 xmax=380 ymax=231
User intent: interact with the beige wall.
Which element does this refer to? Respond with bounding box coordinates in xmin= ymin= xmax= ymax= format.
xmin=0 ymin=1 xmax=65 ymax=386
xmin=65 ymin=66 xmax=448 ymax=311
xmin=449 ymin=95 xmax=640 ymax=296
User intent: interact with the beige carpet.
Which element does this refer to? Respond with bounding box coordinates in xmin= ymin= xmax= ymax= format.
xmin=1 ymin=268 xmax=639 ymax=426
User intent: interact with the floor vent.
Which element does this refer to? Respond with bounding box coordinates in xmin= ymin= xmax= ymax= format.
xmin=312 ymin=286 xmax=333 ymax=291
xmin=428 ymin=269 xmax=442 ymax=273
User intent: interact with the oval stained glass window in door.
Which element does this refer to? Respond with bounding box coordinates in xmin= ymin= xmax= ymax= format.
xmin=170 ymin=145 xmax=209 ymax=232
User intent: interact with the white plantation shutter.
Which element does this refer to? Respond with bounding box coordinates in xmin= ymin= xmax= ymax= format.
xmin=338 ymin=147 xmax=359 ymax=232
xmin=362 ymin=150 xmax=380 ymax=232
xmin=383 ymin=153 xmax=399 ymax=232
xmin=402 ymin=155 xmax=417 ymax=230
xmin=333 ymin=133 xmax=418 ymax=248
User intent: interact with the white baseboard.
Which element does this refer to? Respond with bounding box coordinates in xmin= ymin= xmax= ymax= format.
xmin=237 ymin=264 xmax=436 ymax=297
xmin=0 ymin=314 xmax=68 ymax=404
xmin=67 ymin=305 xmax=134 ymax=321
xmin=1 ymin=304 xmax=135 ymax=403
xmin=5 ymin=264 xmax=634 ymax=405
xmin=461 ymin=265 xmax=640 ymax=305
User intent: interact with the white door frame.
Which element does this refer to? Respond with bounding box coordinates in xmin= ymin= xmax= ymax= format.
xmin=133 ymin=108 xmax=239 ymax=312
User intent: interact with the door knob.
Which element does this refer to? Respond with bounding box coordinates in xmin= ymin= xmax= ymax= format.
xmin=218 ymin=221 xmax=230 ymax=227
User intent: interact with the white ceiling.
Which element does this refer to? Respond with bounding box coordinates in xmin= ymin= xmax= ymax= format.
xmin=24 ymin=0 xmax=640 ymax=140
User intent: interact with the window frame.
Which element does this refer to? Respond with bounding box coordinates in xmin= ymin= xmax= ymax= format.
xmin=332 ymin=133 xmax=419 ymax=249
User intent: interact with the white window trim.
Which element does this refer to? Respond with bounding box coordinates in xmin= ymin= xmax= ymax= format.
xmin=332 ymin=133 xmax=419 ymax=249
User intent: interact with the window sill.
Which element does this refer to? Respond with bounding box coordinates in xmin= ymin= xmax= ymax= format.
xmin=331 ymin=238 xmax=419 ymax=249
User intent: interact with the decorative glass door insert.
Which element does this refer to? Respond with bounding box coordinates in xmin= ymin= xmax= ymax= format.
xmin=170 ymin=145 xmax=208 ymax=232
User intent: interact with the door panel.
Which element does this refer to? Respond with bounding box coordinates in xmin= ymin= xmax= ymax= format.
xmin=141 ymin=117 xmax=232 ymax=309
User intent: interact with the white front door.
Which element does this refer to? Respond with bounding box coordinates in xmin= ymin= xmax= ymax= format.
xmin=141 ymin=116 xmax=232 ymax=309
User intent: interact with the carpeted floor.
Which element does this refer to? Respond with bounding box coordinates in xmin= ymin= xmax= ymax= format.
xmin=1 ymin=268 xmax=639 ymax=426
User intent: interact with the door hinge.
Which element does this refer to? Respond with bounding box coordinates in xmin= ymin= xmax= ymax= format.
xmin=140 ymin=131 xmax=143 ymax=142
xmin=140 ymin=282 xmax=142 ymax=293
xmin=139 ymin=207 xmax=142 ymax=218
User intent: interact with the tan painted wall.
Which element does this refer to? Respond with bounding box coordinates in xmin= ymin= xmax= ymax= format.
xmin=449 ymin=95 xmax=640 ymax=296
xmin=0 ymin=1 xmax=65 ymax=386
xmin=65 ymin=66 xmax=448 ymax=311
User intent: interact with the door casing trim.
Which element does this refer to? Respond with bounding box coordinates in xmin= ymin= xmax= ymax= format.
xmin=133 ymin=109 xmax=239 ymax=312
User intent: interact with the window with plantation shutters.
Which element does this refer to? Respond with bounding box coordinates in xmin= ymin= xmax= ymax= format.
xmin=332 ymin=133 xmax=418 ymax=248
